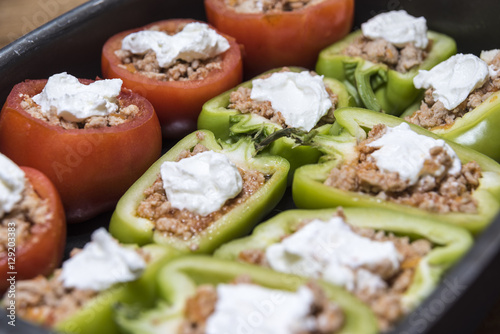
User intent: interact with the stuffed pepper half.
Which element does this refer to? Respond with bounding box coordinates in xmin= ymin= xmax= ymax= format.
xmin=114 ymin=255 xmax=378 ymax=334
xmin=109 ymin=129 xmax=289 ymax=253
xmin=293 ymin=108 xmax=500 ymax=234
xmin=215 ymin=208 xmax=473 ymax=330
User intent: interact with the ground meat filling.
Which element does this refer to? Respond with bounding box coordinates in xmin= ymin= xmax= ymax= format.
xmin=225 ymin=0 xmax=326 ymax=13
xmin=406 ymin=54 xmax=500 ymax=128
xmin=343 ymin=36 xmax=430 ymax=73
xmin=238 ymin=210 xmax=433 ymax=330
xmin=115 ymin=25 xmax=224 ymax=82
xmin=0 ymin=179 xmax=51 ymax=253
xmin=179 ymin=279 xmax=344 ymax=334
xmin=137 ymin=144 xmax=267 ymax=241
xmin=228 ymin=69 xmax=338 ymax=128
xmin=323 ymin=124 xmax=481 ymax=214
xmin=21 ymin=94 xmax=140 ymax=130
xmin=7 ymin=247 xmax=150 ymax=327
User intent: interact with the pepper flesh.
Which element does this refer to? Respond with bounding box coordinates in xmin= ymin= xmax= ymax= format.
xmin=197 ymin=67 xmax=355 ymax=181
xmin=114 ymin=255 xmax=378 ymax=334
xmin=315 ymin=30 xmax=457 ymax=115
xmin=214 ymin=207 xmax=473 ymax=312
xmin=292 ymin=107 xmax=500 ymax=234
xmin=109 ymin=130 xmax=289 ymax=253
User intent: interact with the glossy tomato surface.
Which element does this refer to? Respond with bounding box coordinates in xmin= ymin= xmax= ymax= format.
xmin=205 ymin=0 xmax=354 ymax=77
xmin=0 ymin=167 xmax=66 ymax=293
xmin=0 ymin=79 xmax=162 ymax=223
xmin=101 ymin=18 xmax=243 ymax=138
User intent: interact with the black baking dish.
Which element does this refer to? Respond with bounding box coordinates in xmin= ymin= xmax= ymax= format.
xmin=1 ymin=0 xmax=500 ymax=333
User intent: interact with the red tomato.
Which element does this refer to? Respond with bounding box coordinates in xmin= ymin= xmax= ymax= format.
xmin=101 ymin=19 xmax=243 ymax=138
xmin=204 ymin=0 xmax=355 ymax=77
xmin=0 ymin=167 xmax=66 ymax=293
xmin=0 ymin=79 xmax=162 ymax=223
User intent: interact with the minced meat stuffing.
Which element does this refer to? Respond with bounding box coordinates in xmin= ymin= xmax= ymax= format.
xmin=323 ymin=124 xmax=481 ymax=214
xmin=5 ymin=247 xmax=150 ymax=327
xmin=0 ymin=179 xmax=51 ymax=253
xmin=238 ymin=209 xmax=433 ymax=331
xmin=225 ymin=0 xmax=326 ymax=13
xmin=343 ymin=36 xmax=429 ymax=73
xmin=21 ymin=94 xmax=140 ymax=130
xmin=405 ymin=53 xmax=500 ymax=128
xmin=137 ymin=144 xmax=267 ymax=242
xmin=179 ymin=279 xmax=344 ymax=334
xmin=228 ymin=68 xmax=338 ymax=128
xmin=115 ymin=25 xmax=223 ymax=82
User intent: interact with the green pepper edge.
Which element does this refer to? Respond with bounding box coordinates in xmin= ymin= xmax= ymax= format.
xmin=292 ymin=107 xmax=500 ymax=234
xmin=109 ymin=130 xmax=289 ymax=253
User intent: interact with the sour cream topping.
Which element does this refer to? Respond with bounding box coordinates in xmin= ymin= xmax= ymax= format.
xmin=250 ymin=71 xmax=332 ymax=132
xmin=59 ymin=228 xmax=146 ymax=291
xmin=121 ymin=22 xmax=230 ymax=69
xmin=0 ymin=154 xmax=25 ymax=218
xmin=413 ymin=54 xmax=490 ymax=110
xmin=367 ymin=123 xmax=462 ymax=185
xmin=160 ymin=151 xmax=243 ymax=216
xmin=480 ymin=49 xmax=500 ymax=77
xmin=361 ymin=10 xmax=428 ymax=49
xmin=32 ymin=72 xmax=123 ymax=122
xmin=205 ymin=284 xmax=317 ymax=334
xmin=266 ymin=216 xmax=401 ymax=293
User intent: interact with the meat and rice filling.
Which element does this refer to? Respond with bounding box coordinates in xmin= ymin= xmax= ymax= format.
xmin=0 ymin=179 xmax=51 ymax=253
xmin=21 ymin=94 xmax=140 ymax=130
xmin=324 ymin=124 xmax=481 ymax=213
xmin=115 ymin=25 xmax=223 ymax=82
xmin=406 ymin=53 xmax=500 ymax=128
xmin=343 ymin=36 xmax=430 ymax=73
xmin=228 ymin=68 xmax=338 ymax=128
xmin=238 ymin=210 xmax=433 ymax=330
xmin=137 ymin=144 xmax=267 ymax=241
xmin=225 ymin=0 xmax=326 ymax=13
xmin=179 ymin=279 xmax=345 ymax=334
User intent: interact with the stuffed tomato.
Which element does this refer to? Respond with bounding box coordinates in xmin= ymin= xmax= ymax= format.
xmin=101 ymin=19 xmax=243 ymax=138
xmin=0 ymin=74 xmax=162 ymax=223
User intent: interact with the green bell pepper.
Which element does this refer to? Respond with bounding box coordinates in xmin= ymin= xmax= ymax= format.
xmin=197 ymin=67 xmax=355 ymax=182
xmin=109 ymin=130 xmax=289 ymax=253
xmin=292 ymin=107 xmax=500 ymax=234
xmin=402 ymin=90 xmax=500 ymax=163
xmin=55 ymin=244 xmax=179 ymax=334
xmin=114 ymin=255 xmax=378 ymax=334
xmin=214 ymin=208 xmax=473 ymax=315
xmin=315 ymin=30 xmax=456 ymax=115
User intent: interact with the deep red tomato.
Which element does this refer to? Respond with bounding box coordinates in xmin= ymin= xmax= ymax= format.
xmin=101 ymin=19 xmax=243 ymax=138
xmin=204 ymin=0 xmax=355 ymax=77
xmin=0 ymin=167 xmax=66 ymax=293
xmin=0 ymin=79 xmax=162 ymax=223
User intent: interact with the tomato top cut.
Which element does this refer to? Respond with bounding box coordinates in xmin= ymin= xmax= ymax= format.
xmin=0 ymin=79 xmax=162 ymax=223
xmin=101 ymin=19 xmax=243 ymax=138
xmin=204 ymin=0 xmax=355 ymax=77
xmin=0 ymin=167 xmax=66 ymax=293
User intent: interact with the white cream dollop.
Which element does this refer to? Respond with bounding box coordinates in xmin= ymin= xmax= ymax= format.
xmin=265 ymin=216 xmax=401 ymax=292
xmin=205 ymin=284 xmax=317 ymax=334
xmin=0 ymin=154 xmax=25 ymax=218
xmin=160 ymin=151 xmax=243 ymax=216
xmin=250 ymin=71 xmax=332 ymax=132
xmin=32 ymin=72 xmax=122 ymax=122
xmin=413 ymin=54 xmax=490 ymax=110
xmin=59 ymin=228 xmax=146 ymax=291
xmin=361 ymin=10 xmax=428 ymax=49
xmin=367 ymin=123 xmax=462 ymax=185
xmin=121 ymin=22 xmax=230 ymax=69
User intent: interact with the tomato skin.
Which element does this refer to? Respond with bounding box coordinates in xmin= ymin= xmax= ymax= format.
xmin=0 ymin=79 xmax=162 ymax=223
xmin=101 ymin=19 xmax=243 ymax=139
xmin=0 ymin=167 xmax=66 ymax=294
xmin=204 ymin=0 xmax=354 ymax=77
